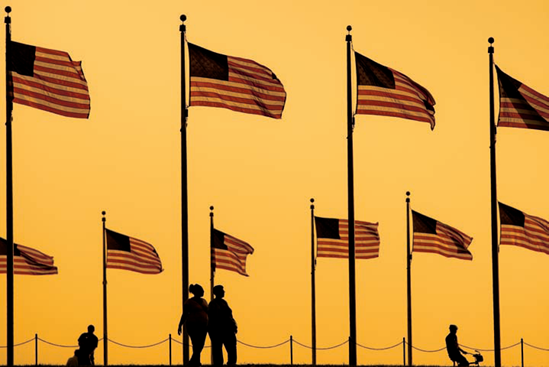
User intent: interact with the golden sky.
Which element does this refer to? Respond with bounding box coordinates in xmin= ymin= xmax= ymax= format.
xmin=1 ymin=0 xmax=549 ymax=365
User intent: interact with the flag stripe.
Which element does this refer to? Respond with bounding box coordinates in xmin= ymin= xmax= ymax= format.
xmin=316 ymin=218 xmax=380 ymax=259
xmin=189 ymin=43 xmax=286 ymax=119
xmin=0 ymin=242 xmax=58 ymax=275
xmin=9 ymin=41 xmax=90 ymax=119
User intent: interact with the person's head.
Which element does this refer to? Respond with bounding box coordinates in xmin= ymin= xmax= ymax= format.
xmin=88 ymin=325 xmax=95 ymax=334
xmin=189 ymin=284 xmax=204 ymax=298
xmin=449 ymin=324 xmax=458 ymax=333
xmin=213 ymin=285 xmax=225 ymax=299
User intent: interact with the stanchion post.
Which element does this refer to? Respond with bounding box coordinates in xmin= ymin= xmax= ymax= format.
xmin=403 ymin=337 xmax=406 ymax=367
xmin=35 ymin=333 xmax=38 ymax=366
xmin=169 ymin=333 xmax=172 ymax=366
xmin=521 ymin=338 xmax=524 ymax=367
xmin=290 ymin=335 xmax=293 ymax=365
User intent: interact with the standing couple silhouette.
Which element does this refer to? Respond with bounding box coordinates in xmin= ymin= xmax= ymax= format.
xmin=178 ymin=284 xmax=237 ymax=366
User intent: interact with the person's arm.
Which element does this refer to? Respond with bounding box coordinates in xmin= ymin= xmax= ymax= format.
xmin=178 ymin=309 xmax=188 ymax=335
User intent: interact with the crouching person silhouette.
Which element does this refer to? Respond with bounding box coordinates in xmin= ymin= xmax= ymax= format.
xmin=178 ymin=284 xmax=209 ymax=366
xmin=209 ymin=285 xmax=238 ymax=365
xmin=446 ymin=324 xmax=469 ymax=366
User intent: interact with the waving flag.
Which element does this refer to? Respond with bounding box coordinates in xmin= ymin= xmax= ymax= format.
xmin=412 ymin=211 xmax=472 ymax=260
xmin=106 ymin=229 xmax=162 ymax=274
xmin=0 ymin=238 xmax=58 ymax=275
xmin=496 ymin=65 xmax=549 ymax=131
xmin=499 ymin=202 xmax=549 ymax=255
xmin=355 ymin=51 xmax=435 ymax=129
xmin=7 ymin=41 xmax=90 ymax=118
xmin=211 ymin=228 xmax=254 ymax=276
xmin=315 ymin=217 xmax=380 ymax=259
xmin=189 ymin=42 xmax=286 ymax=119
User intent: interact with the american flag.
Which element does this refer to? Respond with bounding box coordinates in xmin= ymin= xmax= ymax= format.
xmin=189 ymin=42 xmax=286 ymax=119
xmin=211 ymin=228 xmax=254 ymax=276
xmin=412 ymin=211 xmax=472 ymax=260
xmin=0 ymin=238 xmax=58 ymax=275
xmin=7 ymin=41 xmax=90 ymax=119
xmin=499 ymin=202 xmax=549 ymax=255
xmin=496 ymin=65 xmax=549 ymax=131
xmin=355 ymin=51 xmax=435 ymax=129
xmin=106 ymin=229 xmax=163 ymax=274
xmin=314 ymin=217 xmax=380 ymax=259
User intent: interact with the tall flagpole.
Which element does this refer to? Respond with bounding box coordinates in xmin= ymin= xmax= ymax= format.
xmin=310 ymin=198 xmax=317 ymax=366
xmin=210 ymin=206 xmax=214 ymax=365
xmin=102 ymin=211 xmax=108 ymax=366
xmin=488 ymin=36 xmax=501 ymax=367
xmin=406 ymin=192 xmax=412 ymax=367
xmin=180 ymin=14 xmax=190 ymax=364
xmin=4 ymin=6 xmax=14 ymax=367
xmin=345 ymin=25 xmax=357 ymax=366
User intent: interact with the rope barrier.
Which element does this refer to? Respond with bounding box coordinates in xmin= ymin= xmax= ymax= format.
xmin=107 ymin=338 xmax=169 ymax=349
xmin=292 ymin=338 xmax=349 ymax=350
xmin=237 ymin=339 xmax=289 ymax=349
xmin=524 ymin=342 xmax=549 ymax=352
xmin=164 ymin=339 xmax=211 ymax=348
xmin=460 ymin=342 xmax=521 ymax=352
xmin=357 ymin=340 xmax=403 ymax=351
xmin=37 ymin=338 xmax=78 ymax=349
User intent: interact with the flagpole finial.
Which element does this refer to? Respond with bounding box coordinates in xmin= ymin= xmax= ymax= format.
xmin=347 ymin=25 xmax=352 ymax=33
xmin=5 ymin=6 xmax=11 ymax=14
xmin=406 ymin=191 xmax=410 ymax=203
xmin=180 ymin=14 xmax=186 ymax=32
xmin=210 ymin=206 xmax=214 ymax=217
xmin=310 ymin=198 xmax=315 ymax=209
xmin=180 ymin=14 xmax=186 ymax=22
xmin=488 ymin=37 xmax=494 ymax=44
xmin=102 ymin=211 xmax=106 ymax=222
xmin=488 ymin=37 xmax=494 ymax=54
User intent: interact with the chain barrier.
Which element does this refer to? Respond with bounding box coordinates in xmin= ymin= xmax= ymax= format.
xmin=357 ymin=340 xmax=403 ymax=351
xmin=237 ymin=339 xmax=289 ymax=349
xmin=0 ymin=337 xmax=34 ymax=348
xmin=292 ymin=338 xmax=349 ymax=350
xmin=107 ymin=338 xmax=169 ymax=349
xmin=524 ymin=342 xmax=549 ymax=352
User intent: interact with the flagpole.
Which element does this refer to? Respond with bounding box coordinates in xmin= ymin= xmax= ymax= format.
xmin=210 ymin=205 xmax=214 ymax=365
xmin=102 ymin=211 xmax=108 ymax=366
xmin=180 ymin=14 xmax=190 ymax=365
xmin=345 ymin=25 xmax=357 ymax=366
xmin=406 ymin=192 xmax=412 ymax=367
xmin=310 ymin=198 xmax=317 ymax=366
xmin=4 ymin=6 xmax=14 ymax=367
xmin=488 ymin=36 xmax=501 ymax=367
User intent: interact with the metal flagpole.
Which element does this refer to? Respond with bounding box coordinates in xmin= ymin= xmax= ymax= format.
xmin=180 ymin=14 xmax=190 ymax=364
xmin=310 ymin=198 xmax=317 ymax=366
xmin=4 ymin=6 xmax=14 ymax=366
xmin=210 ymin=206 xmax=214 ymax=365
xmin=488 ymin=36 xmax=501 ymax=367
xmin=406 ymin=192 xmax=412 ymax=367
xmin=102 ymin=211 xmax=108 ymax=366
xmin=345 ymin=25 xmax=357 ymax=366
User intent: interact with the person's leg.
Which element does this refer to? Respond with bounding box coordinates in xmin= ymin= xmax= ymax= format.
xmin=189 ymin=329 xmax=207 ymax=366
xmin=225 ymin=332 xmax=237 ymax=365
xmin=210 ymin=331 xmax=224 ymax=365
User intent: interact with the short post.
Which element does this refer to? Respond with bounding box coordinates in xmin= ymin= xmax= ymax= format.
xmin=521 ymin=338 xmax=524 ymax=367
xmin=169 ymin=333 xmax=172 ymax=366
xmin=403 ymin=337 xmax=406 ymax=367
xmin=35 ymin=333 xmax=38 ymax=366
xmin=290 ymin=335 xmax=294 ymax=365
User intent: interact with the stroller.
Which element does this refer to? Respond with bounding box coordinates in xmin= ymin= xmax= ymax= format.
xmin=469 ymin=350 xmax=484 ymax=366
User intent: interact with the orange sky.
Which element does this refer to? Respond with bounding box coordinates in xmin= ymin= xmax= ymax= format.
xmin=1 ymin=0 xmax=549 ymax=365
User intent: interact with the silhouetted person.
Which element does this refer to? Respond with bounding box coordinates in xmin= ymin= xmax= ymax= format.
xmin=208 ymin=285 xmax=237 ymax=365
xmin=66 ymin=349 xmax=79 ymax=366
xmin=179 ymin=284 xmax=209 ymax=366
xmin=78 ymin=325 xmax=98 ymax=366
xmin=446 ymin=324 xmax=469 ymax=366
